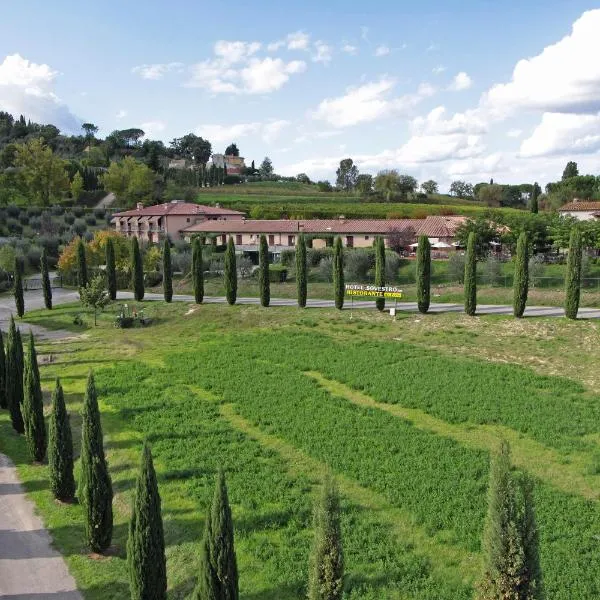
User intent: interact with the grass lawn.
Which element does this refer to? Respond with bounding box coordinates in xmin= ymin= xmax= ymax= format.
xmin=2 ymin=302 xmax=600 ymax=598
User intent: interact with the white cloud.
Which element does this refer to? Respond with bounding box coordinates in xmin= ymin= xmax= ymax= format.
xmin=341 ymin=44 xmax=358 ymax=55
xmin=374 ymin=45 xmax=390 ymax=57
xmin=410 ymin=106 xmax=487 ymax=135
xmin=426 ymin=43 xmax=439 ymax=52
xmin=214 ymin=41 xmax=261 ymax=64
xmin=267 ymin=40 xmax=285 ymax=52
xmin=0 ymin=53 xmax=80 ymax=132
xmin=507 ymin=129 xmax=522 ymax=138
xmin=131 ymin=62 xmax=183 ymax=80
xmin=432 ymin=65 xmax=446 ymax=75
xmin=116 ymin=109 xmax=127 ymax=119
xmin=197 ymin=120 xmax=291 ymax=144
xmin=240 ymin=58 xmax=306 ymax=94
xmin=262 ymin=119 xmax=292 ymax=142
xmin=313 ymin=41 xmax=333 ymax=64
xmin=286 ymin=31 xmax=310 ymax=50
xmin=448 ymin=72 xmax=472 ymax=91
xmin=140 ymin=120 xmax=166 ymax=137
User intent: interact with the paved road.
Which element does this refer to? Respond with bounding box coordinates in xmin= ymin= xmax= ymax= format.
xmin=0 ymin=454 xmax=82 ymax=599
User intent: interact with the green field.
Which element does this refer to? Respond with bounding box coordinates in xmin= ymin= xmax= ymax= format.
xmin=2 ymin=303 xmax=600 ymax=599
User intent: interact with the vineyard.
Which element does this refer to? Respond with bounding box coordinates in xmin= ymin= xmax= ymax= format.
xmin=2 ymin=303 xmax=600 ymax=599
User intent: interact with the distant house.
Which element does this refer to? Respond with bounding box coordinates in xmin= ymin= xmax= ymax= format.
xmin=558 ymin=200 xmax=600 ymax=221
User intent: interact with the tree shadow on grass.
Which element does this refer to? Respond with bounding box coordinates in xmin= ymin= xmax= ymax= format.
xmin=0 ymin=479 xmax=48 ymax=494
xmin=243 ymin=580 xmax=305 ymax=600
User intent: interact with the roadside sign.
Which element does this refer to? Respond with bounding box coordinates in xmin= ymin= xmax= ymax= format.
xmin=344 ymin=284 xmax=403 ymax=299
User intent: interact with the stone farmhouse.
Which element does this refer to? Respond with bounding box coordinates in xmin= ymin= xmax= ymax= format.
xmin=558 ymin=200 xmax=600 ymax=221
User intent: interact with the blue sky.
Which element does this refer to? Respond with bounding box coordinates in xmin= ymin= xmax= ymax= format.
xmin=0 ymin=0 xmax=599 ymax=189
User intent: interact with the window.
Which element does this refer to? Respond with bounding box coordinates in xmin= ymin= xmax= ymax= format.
xmin=346 ymin=236 xmax=354 ymax=248
xmin=365 ymin=236 xmax=369 ymax=240
xmin=186 ymin=218 xmax=190 ymax=223
xmin=236 ymin=234 xmax=242 ymax=245
xmin=268 ymin=235 xmax=275 ymax=245
xmin=288 ymin=235 xmax=295 ymax=246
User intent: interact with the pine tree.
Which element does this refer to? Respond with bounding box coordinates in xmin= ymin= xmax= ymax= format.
xmin=375 ymin=236 xmax=386 ymax=311
xmin=530 ymin=184 xmax=539 ymax=214
xmin=105 ymin=237 xmax=117 ymax=301
xmin=333 ymin=237 xmax=344 ymax=310
xmin=308 ymin=474 xmax=344 ymax=600
xmin=77 ymin=238 xmax=88 ymax=288
xmin=564 ymin=227 xmax=582 ymax=320
xmin=296 ymin=233 xmax=307 ymax=308
xmin=192 ymin=237 xmax=204 ymax=304
xmin=48 ymin=378 xmax=75 ymax=502
xmin=259 ymin=234 xmax=270 ymax=307
xmin=193 ymin=470 xmax=239 ymax=600
xmin=40 ymin=247 xmax=52 ymax=310
xmin=6 ymin=317 xmax=24 ymax=433
xmin=131 ymin=236 xmax=144 ymax=301
xmin=416 ymin=235 xmax=431 ymax=314
xmin=14 ymin=259 xmax=24 ymax=317
xmin=79 ymin=371 xmax=113 ymax=553
xmin=464 ymin=232 xmax=477 ymax=316
xmin=127 ymin=443 xmax=167 ymax=600
xmin=162 ymin=238 xmax=172 ymax=303
xmin=0 ymin=327 xmax=6 ymax=409
xmin=23 ymin=333 xmax=46 ymax=463
xmin=513 ymin=232 xmax=529 ymax=318
xmin=224 ymin=238 xmax=237 ymax=305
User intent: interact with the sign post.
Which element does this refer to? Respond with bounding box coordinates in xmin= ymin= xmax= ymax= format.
xmin=344 ymin=284 xmax=403 ymax=319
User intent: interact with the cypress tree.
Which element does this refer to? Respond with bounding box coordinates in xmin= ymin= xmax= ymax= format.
xmin=127 ymin=443 xmax=167 ymax=600
xmin=23 ymin=333 xmax=46 ymax=463
xmin=193 ymin=470 xmax=239 ymax=600
xmin=333 ymin=236 xmax=344 ymax=310
xmin=564 ymin=227 xmax=582 ymax=320
xmin=192 ymin=237 xmax=204 ymax=304
xmin=296 ymin=233 xmax=307 ymax=308
xmin=464 ymin=232 xmax=477 ymax=316
xmin=258 ymin=234 xmax=270 ymax=307
xmin=105 ymin=237 xmax=117 ymax=301
xmin=530 ymin=184 xmax=539 ymax=214
xmin=308 ymin=474 xmax=344 ymax=600
xmin=224 ymin=238 xmax=237 ymax=305
xmin=131 ymin=236 xmax=144 ymax=301
xmin=6 ymin=317 xmax=24 ymax=434
xmin=41 ymin=247 xmax=52 ymax=310
xmin=48 ymin=378 xmax=75 ymax=502
xmin=14 ymin=259 xmax=24 ymax=317
xmin=79 ymin=371 xmax=113 ymax=553
xmin=0 ymin=328 xmax=6 ymax=409
xmin=162 ymin=238 xmax=172 ymax=303
xmin=77 ymin=238 xmax=88 ymax=288
xmin=375 ymin=236 xmax=385 ymax=311
xmin=416 ymin=235 xmax=431 ymax=314
xmin=513 ymin=232 xmax=529 ymax=318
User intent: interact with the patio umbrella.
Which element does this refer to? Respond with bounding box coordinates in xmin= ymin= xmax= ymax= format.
xmin=432 ymin=241 xmax=452 ymax=249
xmin=409 ymin=242 xmax=419 ymax=248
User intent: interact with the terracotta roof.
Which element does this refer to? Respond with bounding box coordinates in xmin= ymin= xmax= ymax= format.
xmin=558 ymin=201 xmax=600 ymax=211
xmin=414 ymin=216 xmax=465 ymax=238
xmin=113 ymin=201 xmax=245 ymax=218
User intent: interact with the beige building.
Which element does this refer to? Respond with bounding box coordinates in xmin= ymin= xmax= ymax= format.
xmin=558 ymin=200 xmax=600 ymax=221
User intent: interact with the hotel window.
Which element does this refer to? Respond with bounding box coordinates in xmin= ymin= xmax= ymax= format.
xmin=365 ymin=236 xmax=369 ymax=240
xmin=236 ymin=234 xmax=242 ymax=245
xmin=288 ymin=235 xmax=295 ymax=246
xmin=346 ymin=236 xmax=354 ymax=248
xmin=268 ymin=235 xmax=275 ymax=245
xmin=186 ymin=218 xmax=190 ymax=223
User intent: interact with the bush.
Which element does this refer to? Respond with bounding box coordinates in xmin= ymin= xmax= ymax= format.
xmin=281 ymin=249 xmax=295 ymax=267
xmin=6 ymin=204 xmax=19 ymax=218
xmin=483 ymin=257 xmax=503 ymax=285
xmin=145 ymin=270 xmax=162 ymax=286
xmin=224 ymin=175 xmax=242 ymax=185
xmin=26 ymin=246 xmax=42 ymax=269
xmin=385 ymin=251 xmax=400 ymax=283
xmin=344 ymin=250 xmax=373 ymax=282
xmin=7 ymin=219 xmax=22 ymax=235
xmin=38 ymin=236 xmax=61 ymax=258
xmin=172 ymin=252 xmax=192 ymax=275
xmin=93 ymin=207 xmax=105 ymax=219
xmin=174 ymin=239 xmax=190 ymax=253
xmin=447 ymin=253 xmax=466 ymax=283
xmin=317 ymin=257 xmax=333 ymax=282
xmin=85 ymin=215 xmax=97 ymax=226
xmin=83 ymin=231 xmax=93 ymax=242
xmin=307 ymin=247 xmax=333 ymax=267
xmin=268 ymin=263 xmax=288 ymax=283
xmin=73 ymin=219 xmax=87 ymax=236
xmin=51 ymin=204 xmax=65 ymax=216
xmin=18 ymin=213 xmax=29 ymax=226
xmin=73 ymin=206 xmax=84 ymax=218
xmin=27 ymin=206 xmax=42 ymax=217
xmin=29 ymin=217 xmax=42 ymax=231
xmin=238 ymin=256 xmax=254 ymax=279
xmin=64 ymin=213 xmax=75 ymax=225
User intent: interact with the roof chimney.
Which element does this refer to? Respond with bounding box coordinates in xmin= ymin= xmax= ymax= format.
xmin=136 ymin=202 xmax=143 ymax=211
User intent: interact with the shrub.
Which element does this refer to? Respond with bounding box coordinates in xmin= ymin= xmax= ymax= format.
xmin=281 ymin=249 xmax=295 ymax=267
xmin=64 ymin=213 xmax=75 ymax=225
xmin=448 ymin=253 xmax=466 ymax=283
xmin=317 ymin=257 xmax=333 ymax=283
xmin=94 ymin=207 xmax=106 ymax=219
xmin=171 ymin=252 xmax=192 ymax=275
xmin=73 ymin=219 xmax=87 ymax=236
xmin=416 ymin=236 xmax=431 ymax=314
xmin=385 ymin=251 xmax=400 ymax=283
xmin=18 ymin=213 xmax=29 ymax=226
xmin=7 ymin=219 xmax=22 ymax=234
xmin=268 ymin=264 xmax=287 ymax=283
xmin=145 ymin=270 xmax=162 ymax=287
xmin=73 ymin=206 xmax=84 ymax=218
xmin=483 ymin=257 xmax=503 ymax=285
xmin=6 ymin=204 xmax=19 ymax=218
xmin=344 ymin=249 xmax=373 ymax=282
xmin=307 ymin=247 xmax=334 ymax=267
xmin=464 ymin=232 xmax=477 ymax=316
xmin=27 ymin=206 xmax=42 ymax=217
xmin=29 ymin=216 xmax=42 ymax=231
xmin=85 ymin=215 xmax=97 ymax=226
xmin=52 ymin=204 xmax=65 ymax=216
xmin=26 ymin=246 xmax=42 ymax=269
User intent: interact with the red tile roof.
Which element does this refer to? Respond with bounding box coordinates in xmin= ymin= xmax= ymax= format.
xmin=414 ymin=216 xmax=465 ymax=237
xmin=558 ymin=201 xmax=600 ymax=211
xmin=113 ymin=201 xmax=244 ymax=217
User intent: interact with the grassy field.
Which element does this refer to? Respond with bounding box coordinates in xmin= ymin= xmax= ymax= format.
xmin=2 ymin=302 xmax=600 ymax=599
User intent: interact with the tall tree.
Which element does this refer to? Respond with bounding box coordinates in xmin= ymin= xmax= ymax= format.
xmin=259 ymin=156 xmax=274 ymax=180
xmin=162 ymin=239 xmax=172 ymax=303
xmin=224 ymin=238 xmax=237 ymax=305
xmin=23 ymin=333 xmax=46 ymax=463
xmin=225 ymin=143 xmax=239 ymax=157
xmin=416 ymin=235 xmax=431 ymax=314
xmin=0 ymin=328 xmax=5 ymax=409
xmin=77 ymin=238 xmax=88 ymax=288
xmin=6 ymin=317 xmax=24 ymax=433
xmin=464 ymin=232 xmax=477 ymax=316
xmin=79 ymin=275 xmax=110 ymax=326
xmin=79 ymin=371 xmax=113 ymax=553
xmin=259 ymin=234 xmax=270 ymax=307
xmin=296 ymin=233 xmax=307 ymax=308
xmin=48 ymin=378 xmax=75 ymax=502
xmin=192 ymin=237 xmax=204 ymax=304
xmin=127 ymin=443 xmax=167 ymax=600
xmin=40 ymin=247 xmax=52 ymax=309
xmin=105 ymin=237 xmax=117 ymax=301
xmin=564 ymin=227 xmax=582 ymax=319
xmin=14 ymin=259 xmax=24 ymax=317
xmin=131 ymin=236 xmax=144 ymax=301
xmin=333 ymin=237 xmax=344 ymax=310
xmin=308 ymin=474 xmax=344 ymax=600
xmin=335 ymin=158 xmax=359 ymax=191
xmin=513 ymin=232 xmax=529 ymax=318
xmin=562 ymin=161 xmax=579 ymax=180
xmin=374 ymin=236 xmax=385 ymax=311
xmin=530 ymin=183 xmax=539 ymax=214
xmin=193 ymin=470 xmax=239 ymax=600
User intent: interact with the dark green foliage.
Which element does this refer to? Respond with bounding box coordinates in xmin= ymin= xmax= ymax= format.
xmin=77 ymin=238 xmax=88 ymax=288
xmin=193 ymin=470 xmax=239 ymax=600
xmin=162 ymin=239 xmax=172 ymax=303
xmin=131 ymin=236 xmax=144 ymax=301
xmin=374 ymin=236 xmax=385 ymax=311
xmin=308 ymin=474 xmax=344 ymax=600
xmin=48 ymin=378 xmax=75 ymax=501
xmin=105 ymin=237 xmax=117 ymax=301
xmin=192 ymin=237 xmax=204 ymax=304
xmin=6 ymin=317 xmax=24 ymax=433
xmin=13 ymin=260 xmax=24 ymax=317
xmin=416 ymin=235 xmax=431 ymax=314
xmin=23 ymin=333 xmax=46 ymax=462
xmin=530 ymin=184 xmax=539 ymax=214
xmin=224 ymin=238 xmax=237 ymax=305
xmin=564 ymin=228 xmax=582 ymax=319
xmin=79 ymin=371 xmax=113 ymax=552
xmin=513 ymin=232 xmax=529 ymax=318
xmin=464 ymin=232 xmax=477 ymax=316
xmin=127 ymin=443 xmax=167 ymax=600
xmin=0 ymin=327 xmax=6 ymax=409
xmin=333 ymin=237 xmax=344 ymax=310
xmin=296 ymin=233 xmax=307 ymax=308
xmin=259 ymin=234 xmax=270 ymax=307
xmin=40 ymin=247 xmax=52 ymax=309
